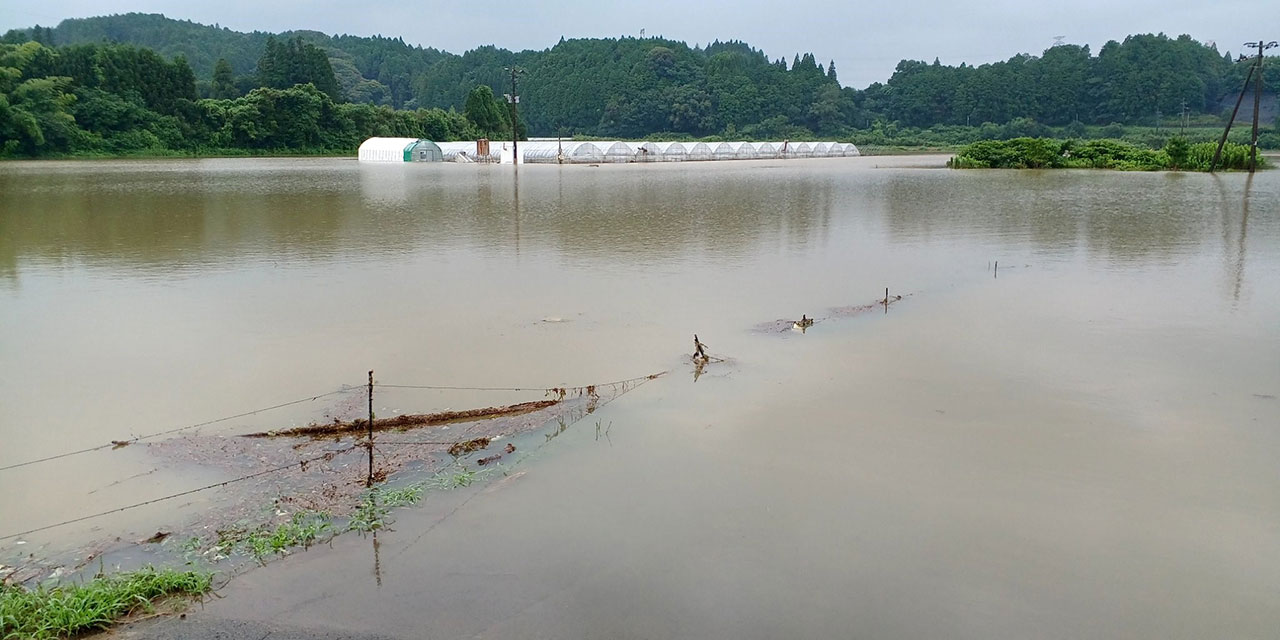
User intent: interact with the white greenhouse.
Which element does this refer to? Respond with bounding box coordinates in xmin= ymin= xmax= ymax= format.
xmin=631 ymin=142 xmax=661 ymax=161
xmin=685 ymin=142 xmax=713 ymax=161
xmin=358 ymin=138 xmax=444 ymax=163
xmin=713 ymin=142 xmax=756 ymax=160
xmin=653 ymin=142 xmax=688 ymax=161
xmin=602 ymin=141 xmax=634 ymax=163
xmin=362 ymin=137 xmax=860 ymax=164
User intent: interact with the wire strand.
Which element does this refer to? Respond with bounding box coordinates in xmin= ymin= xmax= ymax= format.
xmin=0 ymin=388 xmax=358 ymax=473
xmin=0 ymin=447 xmax=359 ymax=542
xmin=375 ymin=371 xmax=666 ymax=392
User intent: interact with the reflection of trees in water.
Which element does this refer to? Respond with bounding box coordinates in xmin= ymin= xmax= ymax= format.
xmin=882 ymin=170 xmax=1230 ymax=264
xmin=364 ymin=164 xmax=837 ymax=261
xmin=0 ymin=163 xmax=363 ymax=280
xmin=1 ymin=162 xmax=838 ymax=283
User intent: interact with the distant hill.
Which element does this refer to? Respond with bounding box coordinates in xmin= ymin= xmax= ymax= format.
xmin=3 ymin=13 xmax=1276 ymax=138
xmin=8 ymin=13 xmax=853 ymax=138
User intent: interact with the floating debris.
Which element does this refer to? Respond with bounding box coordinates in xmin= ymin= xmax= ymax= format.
xmin=754 ymin=293 xmax=912 ymax=334
xmin=448 ymin=437 xmax=491 ymax=457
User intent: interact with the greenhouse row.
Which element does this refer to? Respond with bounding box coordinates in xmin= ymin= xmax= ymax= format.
xmin=359 ymin=138 xmax=860 ymax=164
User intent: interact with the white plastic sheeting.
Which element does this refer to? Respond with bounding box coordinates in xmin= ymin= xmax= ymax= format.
xmin=358 ymin=137 xmax=443 ymax=163
xmin=632 ymin=142 xmax=662 ymax=162
xmin=384 ymin=138 xmax=859 ymax=164
xmin=686 ymin=142 xmax=713 ymax=161
xmin=653 ymin=142 xmax=687 ymax=161
xmin=713 ymin=142 xmax=759 ymax=160
xmin=602 ymin=141 xmax=633 ymax=163
xmin=437 ymin=141 xmax=497 ymax=162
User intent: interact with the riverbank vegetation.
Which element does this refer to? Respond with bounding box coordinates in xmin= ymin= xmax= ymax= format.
xmin=0 ymin=567 xmax=211 ymax=639
xmin=948 ymin=137 xmax=1265 ymax=171
xmin=2 ymin=14 xmax=1277 ymax=157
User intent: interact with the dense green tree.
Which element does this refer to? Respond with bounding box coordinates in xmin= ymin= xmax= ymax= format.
xmin=211 ymin=58 xmax=237 ymax=99
xmin=256 ymin=36 xmax=340 ymax=101
xmin=463 ymin=84 xmax=506 ymax=138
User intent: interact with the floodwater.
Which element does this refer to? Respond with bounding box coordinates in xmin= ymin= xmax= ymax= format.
xmin=2 ymin=156 xmax=1279 ymax=638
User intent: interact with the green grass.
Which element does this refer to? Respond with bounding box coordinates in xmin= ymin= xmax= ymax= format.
xmin=208 ymin=510 xmax=334 ymax=564
xmin=346 ymin=483 xmax=427 ymax=533
xmin=426 ymin=467 xmax=493 ymax=491
xmin=0 ymin=567 xmax=211 ymax=639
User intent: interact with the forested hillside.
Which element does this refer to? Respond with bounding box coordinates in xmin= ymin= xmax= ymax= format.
xmin=1 ymin=13 xmax=1276 ymax=157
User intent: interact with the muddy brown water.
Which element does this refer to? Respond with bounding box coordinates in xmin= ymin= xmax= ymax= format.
xmin=2 ymin=157 xmax=1279 ymax=638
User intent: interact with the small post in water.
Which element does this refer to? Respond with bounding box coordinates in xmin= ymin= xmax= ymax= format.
xmin=885 ymin=287 xmax=889 ymax=314
xmin=994 ymin=261 xmax=998 ymax=278
xmin=367 ymin=370 xmax=374 ymax=488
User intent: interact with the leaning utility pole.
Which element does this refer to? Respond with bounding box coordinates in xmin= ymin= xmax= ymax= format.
xmin=504 ymin=66 xmax=524 ymax=166
xmin=1211 ymin=62 xmax=1255 ymax=172
xmin=1245 ymin=40 xmax=1277 ymax=172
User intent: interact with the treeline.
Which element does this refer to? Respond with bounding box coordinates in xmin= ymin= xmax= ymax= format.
xmin=1 ymin=13 xmax=1277 ymax=156
xmin=4 ymin=14 xmax=862 ymax=139
xmin=867 ymin=36 xmax=1246 ymax=127
xmin=0 ymin=41 xmax=486 ymax=156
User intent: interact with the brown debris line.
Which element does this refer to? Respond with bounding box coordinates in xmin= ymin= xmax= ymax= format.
xmin=240 ymin=400 xmax=561 ymax=438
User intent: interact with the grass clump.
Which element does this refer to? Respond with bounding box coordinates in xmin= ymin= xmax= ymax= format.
xmin=0 ymin=567 xmax=211 ymax=639
xmin=210 ymin=510 xmax=333 ymax=564
xmin=426 ymin=467 xmax=493 ymax=491
xmin=346 ymin=483 xmax=427 ymax=533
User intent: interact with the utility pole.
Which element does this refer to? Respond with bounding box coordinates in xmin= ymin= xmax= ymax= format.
xmin=504 ymin=66 xmax=524 ymax=166
xmin=1245 ymin=40 xmax=1278 ymax=173
xmin=1211 ymin=61 xmax=1255 ymax=172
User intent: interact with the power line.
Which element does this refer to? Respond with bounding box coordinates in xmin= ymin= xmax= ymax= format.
xmin=0 ymin=387 xmax=358 ymax=473
xmin=0 ymin=447 xmax=357 ymax=542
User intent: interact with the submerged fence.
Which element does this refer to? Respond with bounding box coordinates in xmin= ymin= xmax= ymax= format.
xmin=0 ymin=370 xmax=665 ymax=546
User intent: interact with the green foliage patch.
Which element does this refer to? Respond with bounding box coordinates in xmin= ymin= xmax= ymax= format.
xmin=949 ymin=137 xmax=1265 ymax=171
xmin=0 ymin=567 xmax=211 ymax=639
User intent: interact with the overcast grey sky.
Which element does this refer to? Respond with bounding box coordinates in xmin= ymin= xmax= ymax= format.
xmin=0 ymin=1 xmax=1270 ymax=87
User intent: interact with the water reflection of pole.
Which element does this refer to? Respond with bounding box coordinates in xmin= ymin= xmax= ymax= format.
xmin=513 ymin=167 xmax=520 ymax=256
xmin=1232 ymin=174 xmax=1253 ymax=305
xmin=372 ymin=531 xmax=383 ymax=588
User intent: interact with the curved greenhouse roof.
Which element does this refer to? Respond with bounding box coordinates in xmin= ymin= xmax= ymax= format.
xmin=369 ymin=138 xmax=860 ymax=164
xmin=713 ymin=142 xmax=759 ymax=160
xmin=358 ymin=137 xmax=443 ymax=163
xmin=631 ymin=142 xmax=661 ymax=161
xmin=652 ymin=142 xmax=687 ymax=161
xmin=437 ymin=141 xmax=499 ymax=162
xmin=686 ymin=142 xmax=713 ymax=161
xmin=602 ymin=141 xmax=633 ymax=163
